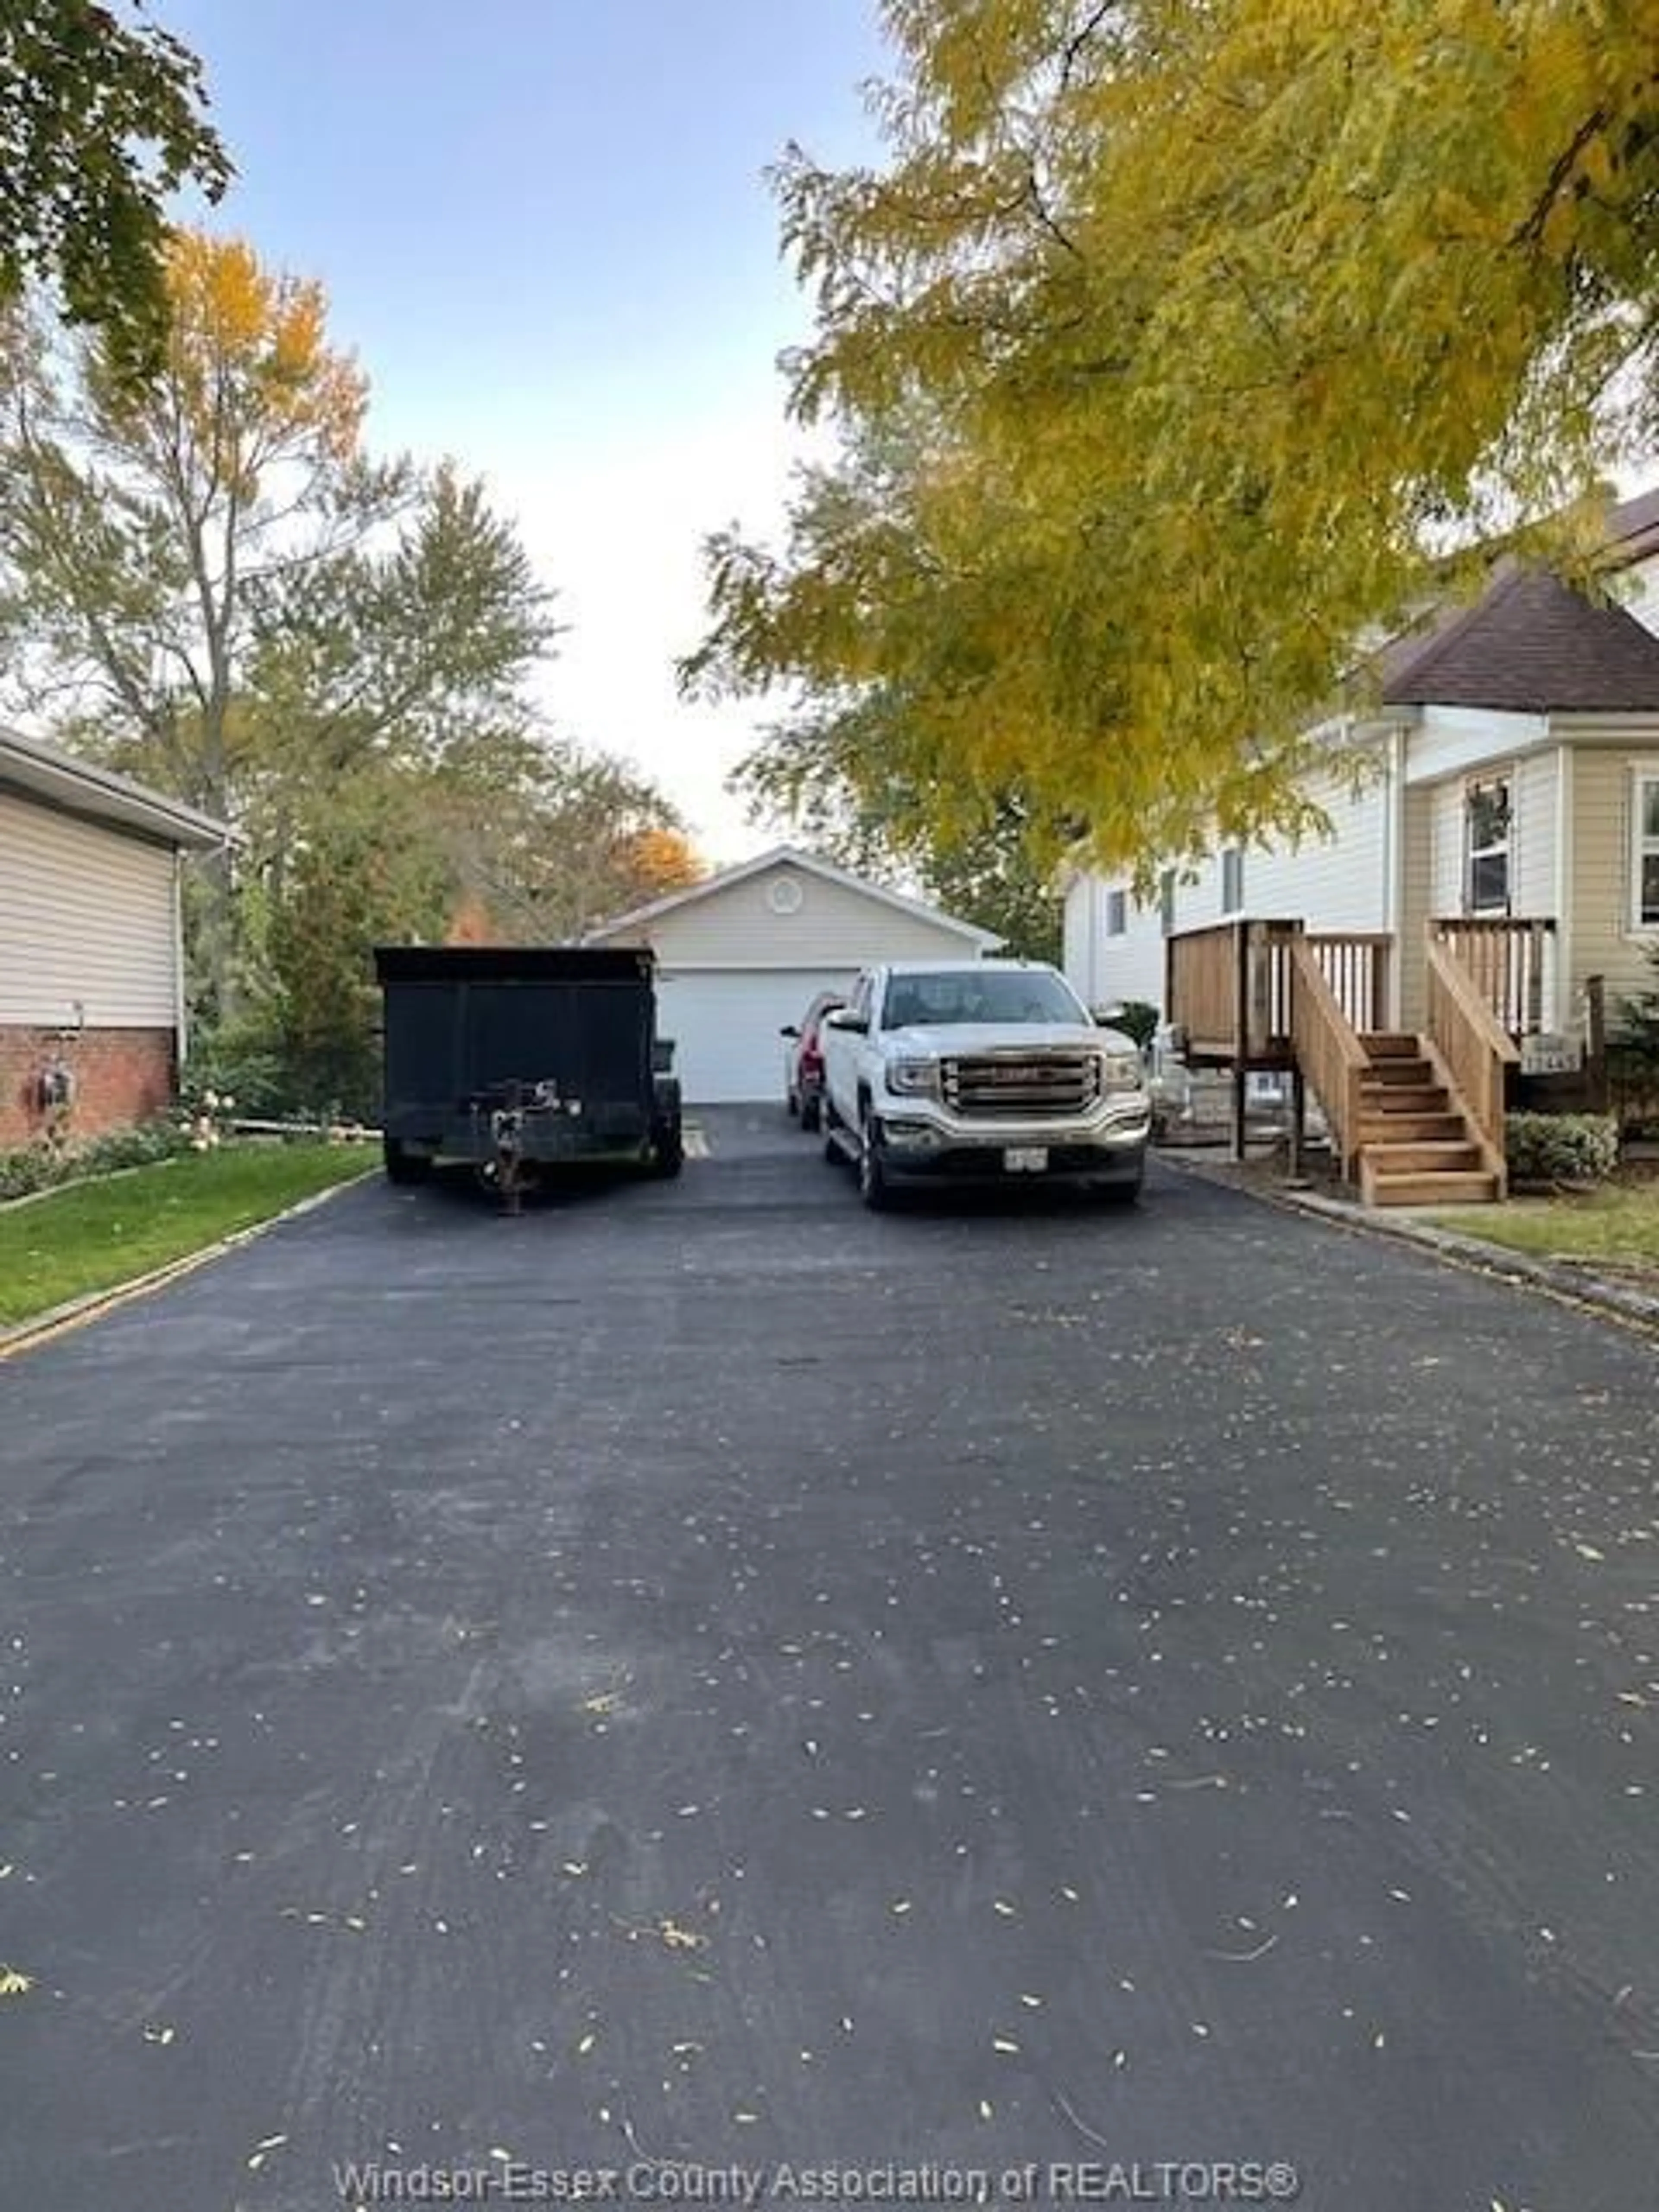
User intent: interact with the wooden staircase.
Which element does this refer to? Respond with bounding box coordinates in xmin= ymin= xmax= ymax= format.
xmin=1164 ymin=919 xmax=1519 ymax=1208
xmin=1355 ymin=1034 xmax=1502 ymax=1206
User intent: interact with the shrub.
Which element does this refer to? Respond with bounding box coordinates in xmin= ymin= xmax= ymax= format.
xmin=1504 ymin=1112 xmax=1621 ymax=1186
xmin=0 ymin=1117 xmax=191 ymax=1203
xmin=181 ymin=1016 xmax=290 ymax=1121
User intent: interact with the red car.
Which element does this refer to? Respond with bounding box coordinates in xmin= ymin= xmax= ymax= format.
xmin=780 ymin=992 xmax=845 ymax=1131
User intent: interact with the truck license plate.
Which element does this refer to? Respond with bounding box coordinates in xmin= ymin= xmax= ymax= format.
xmin=1004 ymin=1146 xmax=1049 ymax=1173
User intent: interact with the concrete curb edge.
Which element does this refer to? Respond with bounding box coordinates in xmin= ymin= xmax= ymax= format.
xmin=1157 ymin=1151 xmax=1659 ymax=1338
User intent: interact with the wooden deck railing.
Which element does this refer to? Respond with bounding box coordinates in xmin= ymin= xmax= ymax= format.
xmin=1303 ymin=932 xmax=1392 ymax=1036
xmin=1289 ymin=941 xmax=1370 ymax=1178
xmin=1430 ymin=917 xmax=1556 ymax=1037
xmin=1166 ymin=919 xmax=1300 ymax=1064
xmin=1164 ymin=921 xmax=1241 ymax=1060
xmin=1168 ymin=920 xmax=1391 ymax=1064
xmin=1426 ymin=933 xmax=1518 ymax=1193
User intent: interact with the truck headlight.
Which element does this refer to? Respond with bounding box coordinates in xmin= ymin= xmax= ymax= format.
xmin=888 ymin=1057 xmax=940 ymax=1097
xmin=1100 ymin=1050 xmax=1144 ymax=1092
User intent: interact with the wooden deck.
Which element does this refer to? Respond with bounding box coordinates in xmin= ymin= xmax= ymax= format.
xmin=1167 ymin=919 xmax=1393 ymax=1070
xmin=1165 ymin=916 xmax=1605 ymax=1204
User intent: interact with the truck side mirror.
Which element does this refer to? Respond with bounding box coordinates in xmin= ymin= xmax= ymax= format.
xmin=779 ymin=1024 xmax=799 ymax=1038
xmin=824 ymin=1009 xmax=868 ymax=1035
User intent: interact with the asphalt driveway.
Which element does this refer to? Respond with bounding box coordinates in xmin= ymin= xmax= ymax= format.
xmin=3 ymin=1109 xmax=1657 ymax=2211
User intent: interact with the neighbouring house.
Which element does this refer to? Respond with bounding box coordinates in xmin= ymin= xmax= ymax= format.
xmin=1062 ymin=488 xmax=1659 ymax=1203
xmin=0 ymin=726 xmax=226 ymax=1150
xmin=584 ymin=845 xmax=1000 ymax=1102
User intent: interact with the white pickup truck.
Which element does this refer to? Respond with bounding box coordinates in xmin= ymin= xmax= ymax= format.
xmin=820 ymin=959 xmax=1151 ymax=1208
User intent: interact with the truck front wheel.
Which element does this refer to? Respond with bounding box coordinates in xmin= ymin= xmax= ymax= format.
xmin=383 ymin=1137 xmax=432 ymax=1185
xmin=857 ymin=1115 xmax=894 ymax=1211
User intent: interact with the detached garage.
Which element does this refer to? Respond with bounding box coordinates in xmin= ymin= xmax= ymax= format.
xmin=585 ymin=846 xmax=999 ymax=1103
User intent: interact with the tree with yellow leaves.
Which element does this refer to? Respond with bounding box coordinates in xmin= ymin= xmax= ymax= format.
xmin=0 ymin=2 xmax=231 ymax=379
xmin=0 ymin=230 xmax=556 ymax=1017
xmin=617 ymin=825 xmax=706 ymax=897
xmin=688 ymin=0 xmax=1659 ymax=878
xmin=0 ymin=231 xmax=379 ymax=820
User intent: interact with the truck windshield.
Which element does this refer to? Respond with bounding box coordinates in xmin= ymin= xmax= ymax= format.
xmin=880 ymin=971 xmax=1088 ymax=1028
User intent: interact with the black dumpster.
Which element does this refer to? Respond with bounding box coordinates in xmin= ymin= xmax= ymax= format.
xmin=374 ymin=944 xmax=682 ymax=1195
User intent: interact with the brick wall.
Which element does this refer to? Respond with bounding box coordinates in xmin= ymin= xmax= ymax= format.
xmin=0 ymin=1025 xmax=176 ymax=1150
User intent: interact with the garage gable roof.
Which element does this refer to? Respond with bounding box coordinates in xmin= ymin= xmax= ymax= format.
xmin=584 ymin=844 xmax=1003 ymax=948
xmin=0 ymin=725 xmax=227 ymax=850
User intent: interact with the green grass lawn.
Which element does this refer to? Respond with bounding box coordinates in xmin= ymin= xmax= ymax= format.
xmin=1428 ymin=1178 xmax=1659 ymax=1270
xmin=0 ymin=1142 xmax=374 ymax=1329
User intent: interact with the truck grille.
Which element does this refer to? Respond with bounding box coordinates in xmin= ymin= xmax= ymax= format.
xmin=941 ymin=1052 xmax=1099 ymax=1118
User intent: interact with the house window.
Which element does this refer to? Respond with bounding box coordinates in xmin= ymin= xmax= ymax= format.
xmin=1220 ymin=847 xmax=1245 ymax=915
xmin=1105 ymin=888 xmax=1127 ymax=938
xmin=1159 ymin=869 xmax=1176 ymax=937
xmin=1636 ymin=772 xmax=1659 ymax=929
xmin=1465 ymin=777 xmax=1512 ymax=916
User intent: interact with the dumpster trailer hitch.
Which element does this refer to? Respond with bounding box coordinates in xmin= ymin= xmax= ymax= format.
xmin=472 ymin=1079 xmax=560 ymax=1215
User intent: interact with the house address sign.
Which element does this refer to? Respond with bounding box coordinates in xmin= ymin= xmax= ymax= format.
xmin=1519 ymin=1032 xmax=1583 ymax=1077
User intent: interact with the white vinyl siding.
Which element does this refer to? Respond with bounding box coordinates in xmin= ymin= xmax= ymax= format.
xmin=1064 ymin=719 xmax=1622 ymax=1035
xmin=1410 ymin=766 xmax=1568 ymax=1026
xmin=1428 ymin=781 xmax=1466 ymax=915
xmin=1062 ymin=872 xmax=1128 ymax=1009
xmin=1511 ymin=750 xmax=1559 ymax=920
xmin=1446 ymin=757 xmax=1554 ymax=922
xmin=0 ymin=791 xmax=177 ymax=1026
xmin=1062 ymin=875 xmax=1094 ymax=1003
xmin=1227 ymin=756 xmax=1391 ymax=934
xmin=1405 ymin=706 xmax=1550 ymax=785
xmin=1064 ymin=752 xmax=1391 ymax=1021
xmin=1064 ymin=878 xmax=1172 ymax=1016
xmin=1398 ymin=785 xmax=1437 ymax=1030
xmin=617 ymin=861 xmax=977 ymax=967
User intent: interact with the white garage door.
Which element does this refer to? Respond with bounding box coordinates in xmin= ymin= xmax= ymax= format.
xmin=655 ymin=969 xmax=857 ymax=1103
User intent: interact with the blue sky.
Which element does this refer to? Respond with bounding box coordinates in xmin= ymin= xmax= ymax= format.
xmin=160 ymin=0 xmax=892 ymax=860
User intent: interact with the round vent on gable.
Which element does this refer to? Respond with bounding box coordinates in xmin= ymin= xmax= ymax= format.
xmin=767 ymin=874 xmax=804 ymax=915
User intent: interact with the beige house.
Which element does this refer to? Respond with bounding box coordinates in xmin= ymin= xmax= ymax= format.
xmin=1063 ymin=489 xmax=1659 ymax=1202
xmin=586 ymin=845 xmax=998 ymax=1101
xmin=0 ymin=727 xmax=225 ymax=1147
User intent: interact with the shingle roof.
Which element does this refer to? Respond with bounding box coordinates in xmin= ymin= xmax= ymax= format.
xmin=1378 ymin=562 xmax=1659 ymax=714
